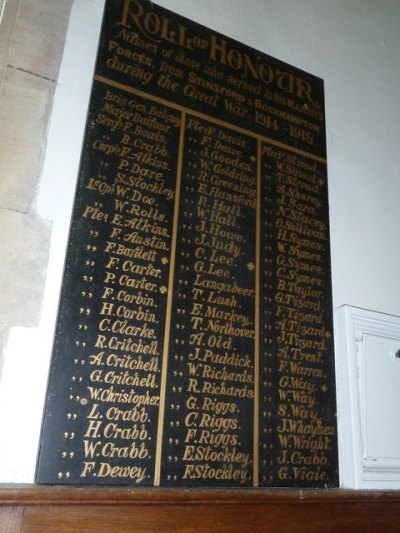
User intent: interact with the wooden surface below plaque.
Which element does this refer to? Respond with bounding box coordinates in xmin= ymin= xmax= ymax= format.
xmin=1 ymin=486 xmax=400 ymax=532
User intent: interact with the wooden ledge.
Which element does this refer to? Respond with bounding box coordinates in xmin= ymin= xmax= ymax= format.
xmin=1 ymin=485 xmax=400 ymax=531
xmin=1 ymin=485 xmax=400 ymax=504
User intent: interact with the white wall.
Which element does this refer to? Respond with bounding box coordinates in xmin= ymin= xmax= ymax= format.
xmin=153 ymin=0 xmax=400 ymax=317
xmin=0 ymin=0 xmax=399 ymax=483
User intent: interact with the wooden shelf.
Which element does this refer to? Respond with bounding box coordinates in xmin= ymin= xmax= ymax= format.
xmin=1 ymin=486 xmax=400 ymax=531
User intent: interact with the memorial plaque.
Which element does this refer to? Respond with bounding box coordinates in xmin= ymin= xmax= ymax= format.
xmin=36 ymin=0 xmax=338 ymax=487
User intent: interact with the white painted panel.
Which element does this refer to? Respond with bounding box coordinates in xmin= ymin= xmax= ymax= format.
xmin=363 ymin=334 xmax=400 ymax=460
xmin=335 ymin=306 xmax=400 ymax=488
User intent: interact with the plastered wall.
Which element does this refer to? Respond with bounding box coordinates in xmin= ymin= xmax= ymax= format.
xmin=0 ymin=0 xmax=72 ymax=364
xmin=0 ymin=0 xmax=399 ymax=483
xmin=0 ymin=0 xmax=72 ymax=480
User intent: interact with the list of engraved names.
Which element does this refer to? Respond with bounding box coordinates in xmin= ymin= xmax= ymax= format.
xmin=36 ymin=0 xmax=338 ymax=488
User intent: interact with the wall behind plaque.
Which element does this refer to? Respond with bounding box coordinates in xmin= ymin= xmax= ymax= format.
xmin=0 ymin=0 xmax=399 ymax=484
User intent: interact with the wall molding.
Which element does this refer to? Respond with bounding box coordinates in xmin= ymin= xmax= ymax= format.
xmin=335 ymin=305 xmax=400 ymax=488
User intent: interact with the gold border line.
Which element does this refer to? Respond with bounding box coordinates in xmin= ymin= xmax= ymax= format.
xmin=95 ymin=75 xmax=327 ymax=165
xmin=154 ymin=111 xmax=186 ymax=486
xmin=253 ymin=139 xmax=261 ymax=488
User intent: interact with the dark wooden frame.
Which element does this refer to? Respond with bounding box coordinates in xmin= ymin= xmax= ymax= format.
xmin=1 ymin=486 xmax=400 ymax=531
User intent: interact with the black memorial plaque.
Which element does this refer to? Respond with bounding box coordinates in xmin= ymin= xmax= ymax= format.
xmin=36 ymin=0 xmax=338 ymax=488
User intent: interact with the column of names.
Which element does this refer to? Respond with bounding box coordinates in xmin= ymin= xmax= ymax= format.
xmin=36 ymin=83 xmax=181 ymax=485
xmin=259 ymin=144 xmax=337 ymax=487
xmin=160 ymin=117 xmax=257 ymax=486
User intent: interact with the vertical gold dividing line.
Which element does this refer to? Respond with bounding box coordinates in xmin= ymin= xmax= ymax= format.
xmin=154 ymin=111 xmax=186 ymax=486
xmin=253 ymin=139 xmax=261 ymax=487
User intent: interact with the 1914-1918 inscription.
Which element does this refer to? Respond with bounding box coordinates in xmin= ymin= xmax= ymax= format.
xmin=36 ymin=0 xmax=338 ymax=487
